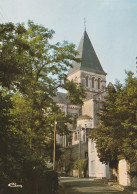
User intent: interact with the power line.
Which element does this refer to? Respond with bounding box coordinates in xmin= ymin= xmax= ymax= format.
xmin=0 ymin=14 xmax=3 ymax=23
xmin=0 ymin=11 xmax=6 ymax=23
xmin=0 ymin=6 xmax=9 ymax=22
xmin=0 ymin=5 xmax=9 ymax=23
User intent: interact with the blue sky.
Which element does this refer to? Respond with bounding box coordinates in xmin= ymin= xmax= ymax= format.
xmin=1 ymin=0 xmax=137 ymax=85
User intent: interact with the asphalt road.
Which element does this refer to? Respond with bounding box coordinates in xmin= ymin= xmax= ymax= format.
xmin=59 ymin=177 xmax=126 ymax=194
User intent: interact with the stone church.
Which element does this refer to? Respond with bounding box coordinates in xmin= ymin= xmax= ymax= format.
xmin=54 ymin=30 xmax=110 ymax=178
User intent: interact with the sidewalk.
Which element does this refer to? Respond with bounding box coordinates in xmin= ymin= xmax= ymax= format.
xmin=83 ymin=178 xmax=137 ymax=194
xmin=105 ymin=180 xmax=137 ymax=194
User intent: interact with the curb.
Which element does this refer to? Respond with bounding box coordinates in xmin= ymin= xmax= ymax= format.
xmin=108 ymin=183 xmax=137 ymax=194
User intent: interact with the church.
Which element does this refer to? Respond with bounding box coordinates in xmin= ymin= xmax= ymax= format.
xmin=54 ymin=30 xmax=110 ymax=178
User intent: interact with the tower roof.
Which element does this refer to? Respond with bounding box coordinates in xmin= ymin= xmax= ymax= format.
xmin=68 ymin=30 xmax=106 ymax=75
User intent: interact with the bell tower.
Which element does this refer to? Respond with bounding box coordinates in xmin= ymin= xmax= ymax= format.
xmin=67 ymin=30 xmax=110 ymax=179
xmin=67 ymin=30 xmax=107 ymax=98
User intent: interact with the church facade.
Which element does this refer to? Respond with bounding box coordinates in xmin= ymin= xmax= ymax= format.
xmin=55 ymin=30 xmax=110 ymax=178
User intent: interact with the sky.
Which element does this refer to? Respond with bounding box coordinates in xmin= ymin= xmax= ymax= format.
xmin=1 ymin=0 xmax=137 ymax=85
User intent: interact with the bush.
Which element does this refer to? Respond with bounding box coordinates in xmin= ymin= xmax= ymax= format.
xmin=73 ymin=159 xmax=88 ymax=177
xmin=1 ymin=170 xmax=58 ymax=194
xmin=73 ymin=159 xmax=88 ymax=171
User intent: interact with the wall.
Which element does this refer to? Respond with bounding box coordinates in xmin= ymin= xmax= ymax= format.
xmin=82 ymin=99 xmax=93 ymax=118
xmin=77 ymin=118 xmax=92 ymax=128
xmin=88 ymin=138 xmax=110 ymax=178
xmin=71 ymin=143 xmax=88 ymax=161
xmin=56 ymin=102 xmax=80 ymax=147
xmin=57 ymin=103 xmax=80 ymax=116
xmin=67 ymin=70 xmax=106 ymax=94
xmin=118 ymin=159 xmax=130 ymax=186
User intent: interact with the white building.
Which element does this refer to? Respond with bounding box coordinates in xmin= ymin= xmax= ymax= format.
xmin=55 ymin=30 xmax=110 ymax=178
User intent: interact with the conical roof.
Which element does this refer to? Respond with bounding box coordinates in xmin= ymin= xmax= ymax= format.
xmin=68 ymin=30 xmax=106 ymax=75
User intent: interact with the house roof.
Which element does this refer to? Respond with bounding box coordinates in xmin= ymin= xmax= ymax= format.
xmin=53 ymin=92 xmax=70 ymax=104
xmin=68 ymin=30 xmax=106 ymax=76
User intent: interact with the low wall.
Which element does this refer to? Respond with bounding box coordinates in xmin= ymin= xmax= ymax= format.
xmin=118 ymin=159 xmax=130 ymax=186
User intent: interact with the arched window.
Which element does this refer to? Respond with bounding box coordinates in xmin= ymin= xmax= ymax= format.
xmin=78 ymin=131 xmax=80 ymax=140
xmin=98 ymin=78 xmax=101 ymax=89
xmin=92 ymin=77 xmax=95 ymax=88
xmin=86 ymin=76 xmax=88 ymax=87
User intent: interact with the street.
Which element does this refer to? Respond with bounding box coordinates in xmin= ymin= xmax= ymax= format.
xmin=59 ymin=177 xmax=126 ymax=194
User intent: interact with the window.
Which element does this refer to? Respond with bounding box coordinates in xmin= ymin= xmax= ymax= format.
xmin=92 ymin=77 xmax=95 ymax=88
xmin=77 ymin=131 xmax=79 ymax=140
xmin=86 ymin=76 xmax=88 ymax=87
xmin=98 ymin=78 xmax=101 ymax=89
xmin=85 ymin=152 xmax=88 ymax=158
xmin=83 ymin=131 xmax=85 ymax=142
xmin=81 ymin=79 xmax=85 ymax=87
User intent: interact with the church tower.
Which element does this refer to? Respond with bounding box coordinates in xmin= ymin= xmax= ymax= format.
xmin=67 ymin=30 xmax=107 ymax=98
xmin=67 ymin=31 xmax=110 ymax=178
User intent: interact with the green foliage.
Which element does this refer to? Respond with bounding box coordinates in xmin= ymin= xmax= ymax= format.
xmin=92 ymin=83 xmax=122 ymax=168
xmin=73 ymin=159 xmax=88 ymax=172
xmin=22 ymin=169 xmax=58 ymax=194
xmin=0 ymin=21 xmax=85 ymax=193
xmin=59 ymin=148 xmax=73 ymax=174
xmin=93 ymin=71 xmax=137 ymax=173
xmin=64 ymin=80 xmax=85 ymax=105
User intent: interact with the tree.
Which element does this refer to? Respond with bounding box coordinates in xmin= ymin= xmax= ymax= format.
xmin=115 ymin=72 xmax=137 ymax=176
xmin=0 ymin=21 xmax=84 ymax=104
xmin=92 ymin=82 xmax=123 ymax=168
xmin=93 ymin=71 xmax=137 ymax=174
xmin=0 ymin=21 xmax=85 ymax=193
xmin=59 ymin=148 xmax=73 ymax=175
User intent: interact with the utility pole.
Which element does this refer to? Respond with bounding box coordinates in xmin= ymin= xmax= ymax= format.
xmin=53 ymin=119 xmax=57 ymax=170
xmin=85 ymin=124 xmax=87 ymax=143
xmin=78 ymin=125 xmax=81 ymax=177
